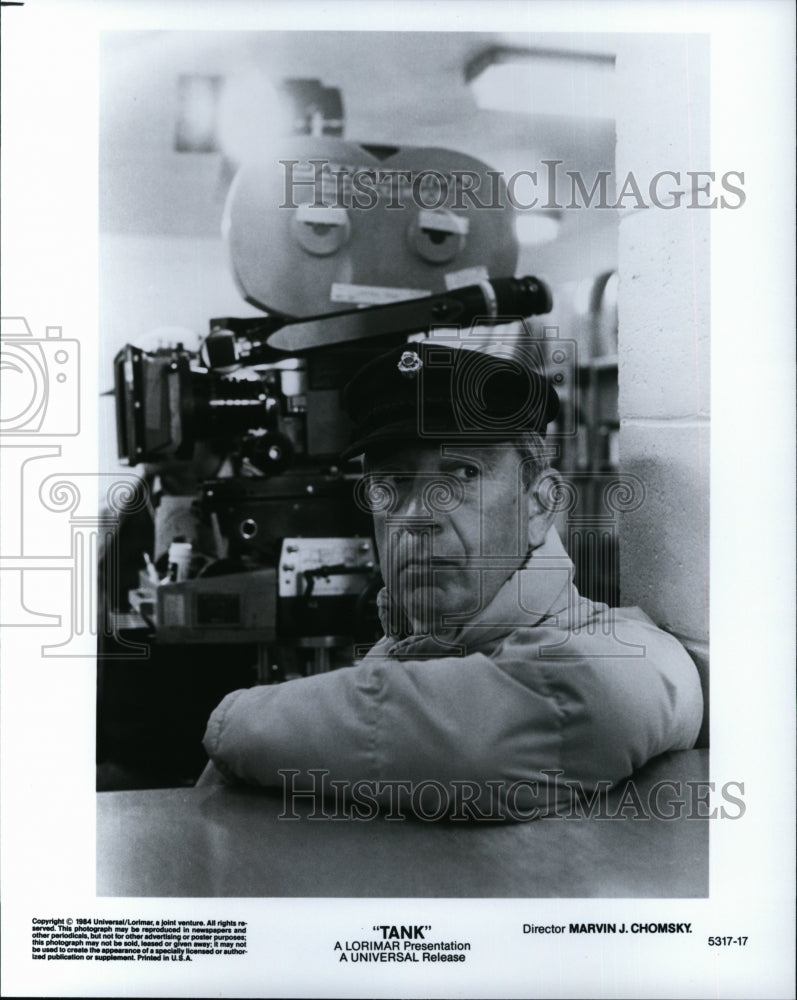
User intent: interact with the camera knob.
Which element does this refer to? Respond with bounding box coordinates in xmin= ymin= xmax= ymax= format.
xmin=241 ymin=430 xmax=294 ymax=476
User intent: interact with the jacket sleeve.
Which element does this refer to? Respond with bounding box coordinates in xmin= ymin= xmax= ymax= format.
xmin=203 ymin=612 xmax=703 ymax=816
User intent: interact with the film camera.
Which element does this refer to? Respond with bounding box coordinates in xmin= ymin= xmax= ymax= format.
xmin=111 ymin=140 xmax=556 ymax=675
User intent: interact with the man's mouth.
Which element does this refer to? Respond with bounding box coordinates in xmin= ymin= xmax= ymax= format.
xmin=389 ymin=531 xmax=463 ymax=576
xmin=395 ymin=556 xmax=463 ymax=574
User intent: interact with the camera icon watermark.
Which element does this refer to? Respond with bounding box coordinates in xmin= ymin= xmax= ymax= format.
xmin=0 ymin=317 xmax=80 ymax=436
xmin=0 ymin=315 xmax=148 ymax=656
xmin=417 ymin=321 xmax=578 ymax=442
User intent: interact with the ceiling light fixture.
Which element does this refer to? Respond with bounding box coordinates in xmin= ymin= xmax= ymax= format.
xmin=466 ymin=46 xmax=616 ymax=120
xmin=515 ymin=211 xmax=561 ymax=245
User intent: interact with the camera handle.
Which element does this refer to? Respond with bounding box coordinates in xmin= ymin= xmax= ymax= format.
xmin=206 ymin=275 xmax=552 ymax=369
xmin=266 ymin=275 xmax=552 ymax=353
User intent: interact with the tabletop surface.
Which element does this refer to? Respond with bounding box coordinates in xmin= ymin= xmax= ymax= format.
xmin=97 ymin=749 xmax=708 ymax=898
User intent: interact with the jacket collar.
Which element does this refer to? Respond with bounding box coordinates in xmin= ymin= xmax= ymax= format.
xmin=375 ymin=526 xmax=589 ymax=658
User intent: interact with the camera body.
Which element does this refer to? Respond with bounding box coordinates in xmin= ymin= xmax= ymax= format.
xmin=0 ymin=318 xmax=80 ymax=436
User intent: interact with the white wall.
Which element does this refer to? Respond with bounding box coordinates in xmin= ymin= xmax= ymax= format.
xmin=615 ymin=36 xmax=710 ymax=743
xmin=99 ymin=232 xmax=263 ymax=360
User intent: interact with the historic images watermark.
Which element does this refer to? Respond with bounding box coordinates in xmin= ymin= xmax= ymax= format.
xmin=277 ymin=768 xmax=745 ymax=823
xmin=280 ymin=158 xmax=747 ymax=212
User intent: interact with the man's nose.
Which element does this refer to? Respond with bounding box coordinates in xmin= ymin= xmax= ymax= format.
xmin=395 ymin=489 xmax=430 ymax=519
xmin=385 ymin=499 xmax=437 ymax=556
xmin=389 ymin=483 xmax=451 ymax=531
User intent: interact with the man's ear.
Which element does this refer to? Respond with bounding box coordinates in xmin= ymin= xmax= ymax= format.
xmin=526 ymin=468 xmax=562 ymax=550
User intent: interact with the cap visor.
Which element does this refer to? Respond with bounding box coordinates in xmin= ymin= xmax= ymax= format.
xmin=339 ymin=419 xmax=428 ymax=460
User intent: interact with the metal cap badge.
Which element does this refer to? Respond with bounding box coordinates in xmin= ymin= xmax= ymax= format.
xmin=397 ymin=350 xmax=423 ymax=378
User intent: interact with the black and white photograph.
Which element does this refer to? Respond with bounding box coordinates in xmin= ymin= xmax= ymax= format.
xmin=94 ymin=25 xmax=713 ymax=890
xmin=0 ymin=2 xmax=794 ymax=998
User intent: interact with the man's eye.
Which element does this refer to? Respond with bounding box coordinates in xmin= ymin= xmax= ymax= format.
xmin=453 ymin=465 xmax=480 ymax=481
xmin=368 ymin=473 xmax=410 ymax=491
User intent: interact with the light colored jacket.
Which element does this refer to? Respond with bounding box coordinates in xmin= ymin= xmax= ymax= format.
xmin=203 ymin=528 xmax=703 ymax=816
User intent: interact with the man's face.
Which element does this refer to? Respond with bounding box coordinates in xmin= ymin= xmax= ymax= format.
xmin=365 ymin=442 xmax=530 ymax=635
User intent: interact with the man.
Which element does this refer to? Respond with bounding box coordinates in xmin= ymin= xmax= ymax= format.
xmin=201 ymin=341 xmax=703 ymax=819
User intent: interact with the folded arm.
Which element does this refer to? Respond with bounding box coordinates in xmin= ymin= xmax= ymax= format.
xmin=202 ymin=617 xmax=702 ymax=817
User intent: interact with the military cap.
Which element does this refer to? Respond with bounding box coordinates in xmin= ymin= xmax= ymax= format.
xmin=340 ymin=340 xmax=559 ymax=459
